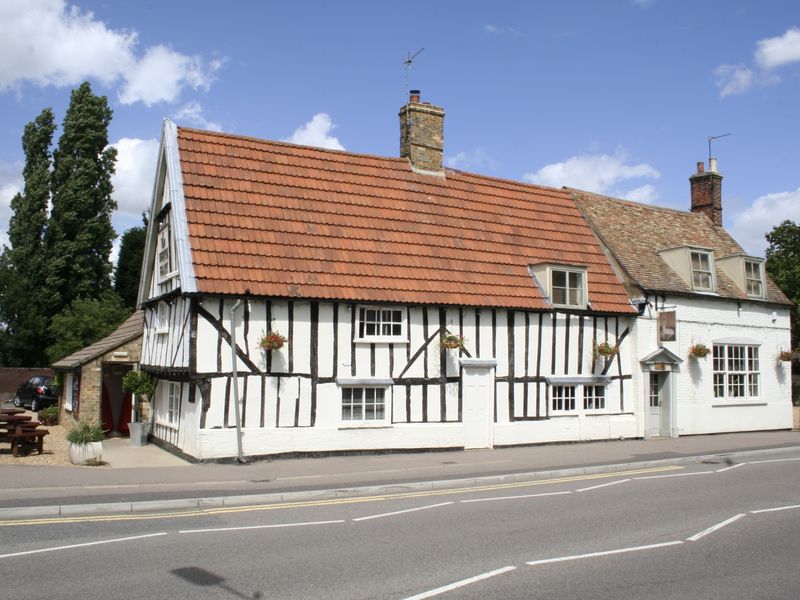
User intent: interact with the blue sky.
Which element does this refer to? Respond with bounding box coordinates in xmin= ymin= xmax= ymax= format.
xmin=1 ymin=0 xmax=799 ymax=261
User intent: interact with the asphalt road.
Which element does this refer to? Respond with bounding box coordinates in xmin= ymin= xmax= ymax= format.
xmin=1 ymin=450 xmax=798 ymax=599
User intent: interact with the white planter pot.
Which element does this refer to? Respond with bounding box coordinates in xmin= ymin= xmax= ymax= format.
xmin=69 ymin=441 xmax=103 ymax=466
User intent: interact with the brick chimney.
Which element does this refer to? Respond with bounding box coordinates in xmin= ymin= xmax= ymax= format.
xmin=689 ymin=159 xmax=723 ymax=226
xmin=399 ymin=90 xmax=445 ymax=174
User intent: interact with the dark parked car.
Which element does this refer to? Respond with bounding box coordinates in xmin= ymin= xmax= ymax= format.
xmin=14 ymin=376 xmax=59 ymax=412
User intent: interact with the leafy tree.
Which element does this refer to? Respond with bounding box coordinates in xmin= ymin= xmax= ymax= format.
xmin=0 ymin=109 xmax=56 ymax=366
xmin=45 ymin=81 xmax=117 ymax=314
xmin=765 ymin=220 xmax=800 ymax=349
xmin=46 ymin=291 xmax=129 ymax=363
xmin=114 ymin=216 xmax=147 ymax=309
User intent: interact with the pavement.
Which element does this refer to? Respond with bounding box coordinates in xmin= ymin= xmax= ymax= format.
xmin=1 ymin=429 xmax=798 ymax=520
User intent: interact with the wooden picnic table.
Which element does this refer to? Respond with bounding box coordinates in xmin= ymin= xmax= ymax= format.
xmin=0 ymin=414 xmax=48 ymax=457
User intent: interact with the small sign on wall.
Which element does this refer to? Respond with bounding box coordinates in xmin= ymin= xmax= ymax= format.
xmin=658 ymin=311 xmax=676 ymax=342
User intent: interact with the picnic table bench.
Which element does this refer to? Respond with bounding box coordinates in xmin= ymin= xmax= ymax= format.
xmin=0 ymin=415 xmax=49 ymax=457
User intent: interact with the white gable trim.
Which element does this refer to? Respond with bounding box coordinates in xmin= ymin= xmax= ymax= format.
xmin=163 ymin=119 xmax=197 ymax=293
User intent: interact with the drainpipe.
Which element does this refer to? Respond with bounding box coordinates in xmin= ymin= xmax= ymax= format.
xmin=230 ymin=299 xmax=246 ymax=463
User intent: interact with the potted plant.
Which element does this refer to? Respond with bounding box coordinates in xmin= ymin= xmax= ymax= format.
xmin=259 ymin=331 xmax=287 ymax=351
xmin=778 ymin=350 xmax=794 ymax=363
xmin=67 ymin=417 xmax=104 ymax=466
xmin=122 ymin=370 xmax=155 ymax=446
xmin=440 ymin=333 xmax=465 ymax=351
xmin=689 ymin=343 xmax=710 ymax=359
xmin=595 ymin=341 xmax=617 ymax=358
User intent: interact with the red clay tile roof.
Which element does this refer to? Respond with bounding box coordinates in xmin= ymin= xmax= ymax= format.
xmin=176 ymin=128 xmax=634 ymax=313
xmin=572 ymin=191 xmax=790 ymax=305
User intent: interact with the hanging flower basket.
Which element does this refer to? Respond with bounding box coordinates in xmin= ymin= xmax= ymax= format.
xmin=440 ymin=333 xmax=465 ymax=351
xmin=260 ymin=331 xmax=287 ymax=351
xmin=778 ymin=350 xmax=794 ymax=362
xmin=594 ymin=341 xmax=617 ymax=358
xmin=689 ymin=343 xmax=710 ymax=359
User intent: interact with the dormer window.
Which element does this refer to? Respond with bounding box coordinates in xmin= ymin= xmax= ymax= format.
xmin=157 ymin=224 xmax=172 ymax=281
xmin=356 ymin=306 xmax=406 ymax=341
xmin=744 ymin=260 xmax=764 ymax=298
xmin=551 ymin=268 xmax=585 ymax=307
xmin=690 ymin=250 xmax=714 ymax=291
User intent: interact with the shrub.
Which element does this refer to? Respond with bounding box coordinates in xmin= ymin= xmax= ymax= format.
xmin=38 ymin=406 xmax=59 ymax=426
xmin=122 ymin=370 xmax=155 ymax=400
xmin=66 ymin=417 xmax=104 ymax=444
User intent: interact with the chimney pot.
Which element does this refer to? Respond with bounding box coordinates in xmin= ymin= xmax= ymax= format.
xmin=696 ymin=161 xmax=705 ymax=173
xmin=709 ymin=157 xmax=718 ymax=173
xmin=409 ymin=90 xmax=420 ymax=103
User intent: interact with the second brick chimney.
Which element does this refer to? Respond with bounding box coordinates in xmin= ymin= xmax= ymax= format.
xmin=689 ymin=159 xmax=723 ymax=226
xmin=399 ymin=90 xmax=445 ymax=175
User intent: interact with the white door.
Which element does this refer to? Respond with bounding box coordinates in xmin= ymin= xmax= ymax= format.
xmin=462 ymin=366 xmax=493 ymax=449
xmin=646 ymin=372 xmax=669 ymax=437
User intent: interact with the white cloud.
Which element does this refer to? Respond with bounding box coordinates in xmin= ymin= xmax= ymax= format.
xmin=730 ymin=187 xmax=800 ymax=257
xmin=755 ymin=27 xmax=800 ymax=69
xmin=119 ymin=45 xmax=221 ymax=106
xmin=445 ymin=147 xmax=497 ymax=171
xmin=484 ymin=24 xmax=522 ymax=36
xmin=624 ymin=184 xmax=658 ymax=203
xmin=0 ymin=163 xmax=23 ymax=250
xmin=523 ymin=151 xmax=660 ymax=199
xmin=713 ymin=27 xmax=800 ymax=97
xmin=111 ymin=137 xmax=159 ymax=219
xmin=0 ymin=0 xmax=222 ymax=105
xmin=713 ymin=64 xmax=756 ymax=97
xmin=283 ymin=113 xmax=345 ymax=150
xmin=173 ymin=101 xmax=223 ymax=132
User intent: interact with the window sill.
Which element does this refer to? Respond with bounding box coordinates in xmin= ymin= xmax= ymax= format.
xmin=353 ymin=339 xmax=408 ymax=345
xmin=155 ymin=330 xmax=169 ymax=336
xmin=155 ymin=421 xmax=178 ymax=430
xmin=158 ymin=271 xmax=179 ymax=284
xmin=338 ymin=423 xmax=392 ymax=430
xmin=711 ymin=401 xmax=767 ymax=407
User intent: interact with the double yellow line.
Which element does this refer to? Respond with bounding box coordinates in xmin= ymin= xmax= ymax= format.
xmin=0 ymin=464 xmax=681 ymax=527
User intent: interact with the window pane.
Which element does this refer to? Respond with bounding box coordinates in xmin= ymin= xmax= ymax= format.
xmin=552 ymin=271 xmax=566 ymax=287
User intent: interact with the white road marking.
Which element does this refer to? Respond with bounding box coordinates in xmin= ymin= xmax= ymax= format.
xmin=402 ymin=566 xmax=517 ymax=600
xmin=751 ymin=504 xmax=800 ymax=514
xmin=634 ymin=471 xmax=714 ymax=480
xmin=526 ymin=540 xmax=683 ymax=566
xmin=179 ymin=519 xmax=344 ymax=534
xmin=0 ymin=532 xmax=167 ymax=559
xmin=687 ymin=514 xmax=746 ymax=542
xmin=460 ymin=491 xmax=571 ymax=504
xmin=352 ymin=502 xmax=453 ymax=522
xmin=747 ymin=457 xmax=800 ymax=465
xmin=716 ymin=462 xmax=746 ymax=473
xmin=577 ymin=479 xmax=630 ymax=492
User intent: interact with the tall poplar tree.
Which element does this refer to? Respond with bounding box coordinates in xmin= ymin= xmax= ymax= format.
xmin=0 ymin=109 xmax=56 ymax=366
xmin=45 ymin=82 xmax=118 ymax=313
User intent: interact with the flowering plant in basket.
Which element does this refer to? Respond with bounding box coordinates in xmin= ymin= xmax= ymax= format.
xmin=260 ymin=331 xmax=287 ymax=351
xmin=440 ymin=333 xmax=465 ymax=351
xmin=595 ymin=341 xmax=617 ymax=358
xmin=779 ymin=350 xmax=794 ymax=362
xmin=689 ymin=343 xmax=710 ymax=359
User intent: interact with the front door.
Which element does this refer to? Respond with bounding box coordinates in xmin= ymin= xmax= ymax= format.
xmin=462 ymin=366 xmax=494 ymax=449
xmin=646 ymin=372 xmax=670 ymax=437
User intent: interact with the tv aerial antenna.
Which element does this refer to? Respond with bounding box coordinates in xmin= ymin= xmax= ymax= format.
xmin=403 ymin=48 xmax=424 ymax=92
xmin=707 ymin=133 xmax=732 ymax=164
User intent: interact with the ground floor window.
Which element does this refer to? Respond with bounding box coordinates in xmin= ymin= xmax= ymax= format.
xmin=166 ymin=382 xmax=180 ymax=425
xmin=342 ymin=387 xmax=387 ymax=423
xmin=550 ymin=383 xmax=608 ymax=414
xmin=713 ymin=344 xmax=759 ymax=401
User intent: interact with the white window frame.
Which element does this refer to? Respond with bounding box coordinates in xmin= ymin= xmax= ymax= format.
xmin=548 ymin=378 xmax=610 ymax=415
xmin=340 ymin=386 xmax=389 ymax=425
xmin=713 ymin=344 xmax=760 ymax=402
xmin=356 ymin=306 xmax=406 ymax=342
xmin=549 ymin=267 xmax=587 ymax=309
xmin=159 ymin=382 xmax=180 ymax=427
xmin=551 ymin=385 xmax=577 ymax=413
xmin=582 ymin=385 xmax=606 ymax=412
xmin=155 ymin=301 xmax=169 ymax=335
xmin=744 ymin=259 xmax=765 ymax=299
xmin=690 ymin=250 xmax=714 ymax=292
